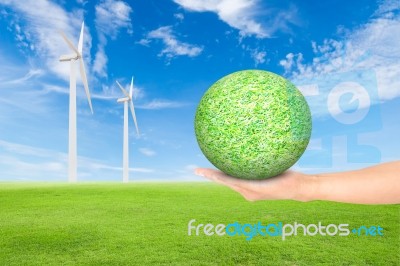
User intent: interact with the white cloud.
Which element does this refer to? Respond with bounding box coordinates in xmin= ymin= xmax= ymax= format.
xmin=0 ymin=139 xmax=154 ymax=181
xmin=279 ymin=52 xmax=301 ymax=74
xmin=1 ymin=68 xmax=44 ymax=85
xmin=93 ymin=47 xmax=108 ymax=78
xmin=242 ymin=44 xmax=268 ymax=66
xmin=0 ymin=0 xmax=133 ymax=86
xmin=0 ymin=154 xmax=66 ymax=181
xmin=136 ymin=38 xmax=151 ymax=46
xmin=373 ymin=0 xmax=400 ymax=17
xmin=0 ymin=60 xmax=59 ymax=115
xmin=0 ymin=140 xmax=64 ymax=158
xmin=141 ymin=26 xmax=203 ymax=59
xmin=76 ymin=0 xmax=88 ymax=5
xmin=173 ymin=0 xmax=299 ymax=38
xmin=129 ymin=168 xmax=154 ymax=173
xmin=251 ymin=49 xmax=267 ymax=66
xmin=137 ymin=99 xmax=188 ymax=110
xmin=83 ymin=160 xmax=154 ymax=173
xmin=42 ymin=84 xmax=69 ymax=95
xmin=95 ymin=0 xmax=132 ymax=39
xmin=0 ymin=0 xmax=90 ymax=81
xmin=94 ymin=0 xmax=133 ymax=77
xmin=174 ymin=13 xmax=184 ymax=21
xmin=0 ymin=139 xmax=67 ymax=180
xmin=139 ymin=148 xmax=156 ymax=157
xmin=280 ymin=0 xmax=400 ymax=115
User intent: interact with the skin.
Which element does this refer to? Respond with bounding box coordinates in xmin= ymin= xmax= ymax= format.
xmin=195 ymin=161 xmax=400 ymax=205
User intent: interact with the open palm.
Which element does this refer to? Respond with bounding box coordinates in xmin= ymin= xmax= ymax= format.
xmin=195 ymin=168 xmax=311 ymax=202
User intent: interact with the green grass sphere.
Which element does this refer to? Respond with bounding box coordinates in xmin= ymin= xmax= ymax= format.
xmin=195 ymin=70 xmax=312 ymax=180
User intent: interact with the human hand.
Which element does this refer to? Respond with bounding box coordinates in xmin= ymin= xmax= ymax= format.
xmin=196 ymin=161 xmax=400 ymax=204
xmin=195 ymin=168 xmax=316 ymax=202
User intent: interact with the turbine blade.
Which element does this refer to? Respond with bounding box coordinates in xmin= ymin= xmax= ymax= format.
xmin=116 ymin=81 xmax=129 ymax=97
xmin=129 ymin=77 xmax=133 ymax=99
xmin=59 ymin=30 xmax=79 ymax=56
xmin=79 ymin=59 xmax=93 ymax=114
xmin=78 ymin=21 xmax=84 ymax=55
xmin=129 ymin=100 xmax=139 ymax=135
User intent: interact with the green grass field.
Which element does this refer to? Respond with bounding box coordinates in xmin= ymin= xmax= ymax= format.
xmin=0 ymin=182 xmax=399 ymax=265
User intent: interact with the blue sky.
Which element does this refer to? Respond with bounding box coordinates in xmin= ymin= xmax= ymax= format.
xmin=0 ymin=0 xmax=399 ymax=181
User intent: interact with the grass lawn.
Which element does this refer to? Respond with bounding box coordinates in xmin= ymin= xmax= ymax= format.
xmin=0 ymin=182 xmax=399 ymax=265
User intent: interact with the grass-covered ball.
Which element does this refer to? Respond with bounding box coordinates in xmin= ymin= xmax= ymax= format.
xmin=195 ymin=70 xmax=312 ymax=180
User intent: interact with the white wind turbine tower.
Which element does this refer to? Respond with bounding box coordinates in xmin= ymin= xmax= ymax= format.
xmin=59 ymin=22 xmax=93 ymax=183
xmin=116 ymin=77 xmax=139 ymax=183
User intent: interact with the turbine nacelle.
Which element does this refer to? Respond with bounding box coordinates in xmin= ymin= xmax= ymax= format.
xmin=117 ymin=97 xmax=130 ymax=103
xmin=59 ymin=53 xmax=80 ymax=62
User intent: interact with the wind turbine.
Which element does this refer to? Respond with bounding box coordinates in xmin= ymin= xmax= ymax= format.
xmin=116 ymin=77 xmax=139 ymax=183
xmin=59 ymin=22 xmax=93 ymax=183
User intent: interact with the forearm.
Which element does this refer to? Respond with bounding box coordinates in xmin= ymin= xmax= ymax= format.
xmin=299 ymin=161 xmax=400 ymax=204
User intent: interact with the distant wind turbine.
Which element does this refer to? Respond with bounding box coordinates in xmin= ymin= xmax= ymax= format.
xmin=116 ymin=77 xmax=140 ymax=183
xmin=59 ymin=22 xmax=93 ymax=183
